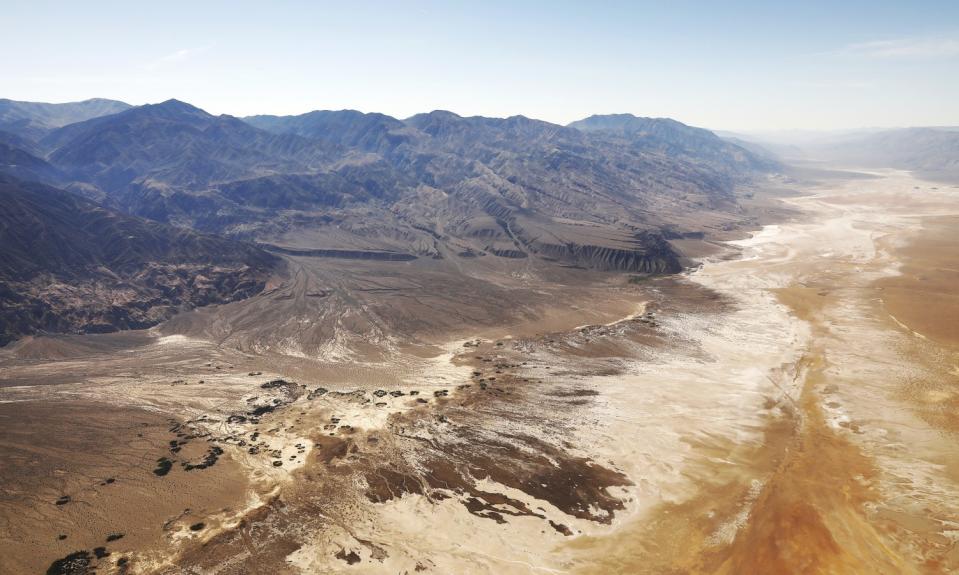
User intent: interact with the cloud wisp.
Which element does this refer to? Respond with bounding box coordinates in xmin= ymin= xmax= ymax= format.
xmin=143 ymin=45 xmax=212 ymax=71
xmin=832 ymin=36 xmax=959 ymax=60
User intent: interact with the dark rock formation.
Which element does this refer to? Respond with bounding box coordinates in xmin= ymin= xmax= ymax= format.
xmin=0 ymin=175 xmax=278 ymax=345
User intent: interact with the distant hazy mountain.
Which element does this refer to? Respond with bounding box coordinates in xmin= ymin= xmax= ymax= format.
xmin=245 ymin=109 xmax=409 ymax=152
xmin=569 ymin=113 xmax=714 ymax=141
xmin=817 ymin=127 xmax=959 ymax=180
xmin=711 ymin=131 xmax=783 ymax=163
xmin=0 ymin=175 xmax=278 ymax=345
xmin=0 ymin=97 xmax=130 ymax=141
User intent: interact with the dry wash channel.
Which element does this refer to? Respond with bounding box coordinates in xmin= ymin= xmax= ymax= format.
xmin=566 ymin=169 xmax=959 ymax=574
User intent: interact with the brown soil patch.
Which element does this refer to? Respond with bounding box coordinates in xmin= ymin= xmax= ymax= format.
xmin=877 ymin=215 xmax=959 ymax=348
xmin=0 ymin=400 xmax=250 ymax=574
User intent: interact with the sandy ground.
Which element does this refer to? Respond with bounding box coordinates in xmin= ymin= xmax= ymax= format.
xmin=1 ymin=169 xmax=958 ymax=574
xmin=563 ymin=169 xmax=959 ymax=573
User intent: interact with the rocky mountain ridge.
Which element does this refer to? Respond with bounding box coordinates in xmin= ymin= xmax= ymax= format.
xmin=0 ymin=175 xmax=279 ymax=345
xmin=0 ymin=98 xmax=777 ymax=344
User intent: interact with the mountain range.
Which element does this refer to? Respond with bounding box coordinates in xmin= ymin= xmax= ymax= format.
xmin=0 ymin=97 xmax=778 ymax=344
xmin=719 ymin=126 xmax=959 ymax=182
xmin=815 ymin=127 xmax=959 ymax=180
xmin=0 ymin=98 xmax=131 ymax=141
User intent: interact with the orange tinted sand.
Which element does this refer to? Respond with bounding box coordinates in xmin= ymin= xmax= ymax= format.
xmin=877 ymin=215 xmax=959 ymax=348
xmin=565 ymin=400 xmax=798 ymax=574
xmin=877 ymin=215 xmax=959 ymax=442
xmin=716 ymin=350 xmax=910 ymax=574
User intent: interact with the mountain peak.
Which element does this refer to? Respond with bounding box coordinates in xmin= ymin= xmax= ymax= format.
xmin=568 ymin=114 xmax=721 ymax=144
xmin=568 ymin=114 xmax=687 ymax=132
xmin=159 ymin=98 xmax=191 ymax=106
xmin=142 ymin=98 xmax=210 ymax=117
xmin=405 ymin=109 xmax=462 ymax=123
xmin=404 ymin=110 xmax=466 ymax=135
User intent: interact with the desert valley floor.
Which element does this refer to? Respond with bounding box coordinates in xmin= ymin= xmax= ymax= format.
xmin=2 ymin=168 xmax=958 ymax=574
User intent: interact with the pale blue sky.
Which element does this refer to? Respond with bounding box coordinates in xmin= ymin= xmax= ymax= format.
xmin=2 ymin=1 xmax=957 ymax=130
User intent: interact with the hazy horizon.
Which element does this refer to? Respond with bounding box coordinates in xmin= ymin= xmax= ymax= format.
xmin=3 ymin=1 xmax=958 ymax=132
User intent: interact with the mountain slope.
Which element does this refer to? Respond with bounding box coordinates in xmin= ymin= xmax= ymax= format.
xmin=568 ymin=113 xmax=775 ymax=174
xmin=42 ymin=99 xmax=338 ymax=197
xmin=229 ymin=109 xmax=770 ymax=268
xmin=0 ymin=138 xmax=62 ymax=183
xmin=0 ymin=175 xmax=279 ymax=345
xmin=0 ymin=98 xmax=130 ymax=141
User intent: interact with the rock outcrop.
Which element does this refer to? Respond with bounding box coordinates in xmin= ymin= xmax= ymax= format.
xmin=0 ymin=175 xmax=279 ymax=345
